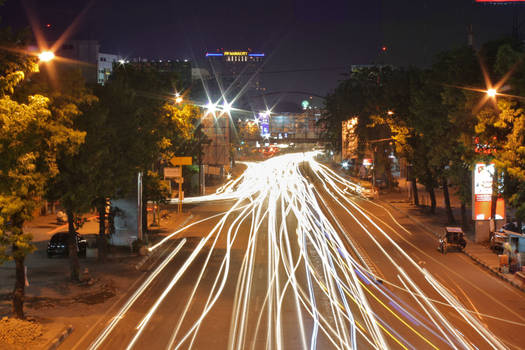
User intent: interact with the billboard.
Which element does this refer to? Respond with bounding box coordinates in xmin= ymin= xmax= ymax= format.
xmin=472 ymin=163 xmax=505 ymax=220
xmin=258 ymin=112 xmax=270 ymax=138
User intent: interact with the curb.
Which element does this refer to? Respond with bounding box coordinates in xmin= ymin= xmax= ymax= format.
xmin=379 ymin=198 xmax=525 ymax=294
xmin=47 ymin=324 xmax=73 ymax=350
xmin=134 ymin=253 xmax=150 ymax=271
xmin=134 ymin=214 xmax=194 ymax=270
xmin=462 ymin=249 xmax=525 ymax=294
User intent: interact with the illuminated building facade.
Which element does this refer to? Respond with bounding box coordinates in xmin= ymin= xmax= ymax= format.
xmin=204 ymin=49 xmax=266 ymax=95
xmin=267 ymin=110 xmax=326 ymax=142
xmin=98 ymin=53 xmax=122 ymax=85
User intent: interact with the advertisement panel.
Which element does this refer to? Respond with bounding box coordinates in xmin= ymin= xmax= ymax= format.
xmin=472 ymin=163 xmax=505 ymax=220
xmin=258 ymin=112 xmax=270 ymax=138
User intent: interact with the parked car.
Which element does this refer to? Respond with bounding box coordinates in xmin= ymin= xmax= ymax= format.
xmin=500 ymin=222 xmax=524 ymax=234
xmin=47 ymin=232 xmax=87 ymax=258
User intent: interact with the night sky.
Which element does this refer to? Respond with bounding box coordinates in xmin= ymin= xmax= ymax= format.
xmin=1 ymin=0 xmax=520 ymax=102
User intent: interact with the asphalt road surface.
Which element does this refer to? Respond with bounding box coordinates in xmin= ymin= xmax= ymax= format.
xmin=68 ymin=153 xmax=525 ymax=350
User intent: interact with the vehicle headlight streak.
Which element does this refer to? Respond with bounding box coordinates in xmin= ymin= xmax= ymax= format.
xmin=309 ymin=158 xmax=508 ymax=349
xmin=92 ymin=152 xmax=511 ymax=350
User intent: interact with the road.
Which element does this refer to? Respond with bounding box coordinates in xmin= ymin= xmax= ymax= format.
xmin=68 ymin=152 xmax=525 ymax=350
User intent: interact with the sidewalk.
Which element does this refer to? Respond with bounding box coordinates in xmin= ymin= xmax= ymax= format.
xmin=0 ymin=208 xmax=193 ymax=349
xmin=373 ymin=178 xmax=525 ymax=293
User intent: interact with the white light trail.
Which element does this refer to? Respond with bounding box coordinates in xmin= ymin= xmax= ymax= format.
xmin=91 ymin=152 xmax=514 ymax=350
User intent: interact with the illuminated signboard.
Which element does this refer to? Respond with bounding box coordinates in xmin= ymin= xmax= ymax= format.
xmin=362 ymin=158 xmax=373 ymax=166
xmin=472 ymin=163 xmax=505 ymax=220
xmin=206 ymin=51 xmax=265 ymax=57
xmin=258 ymin=112 xmax=270 ymax=138
xmin=224 ymin=51 xmax=248 ymax=56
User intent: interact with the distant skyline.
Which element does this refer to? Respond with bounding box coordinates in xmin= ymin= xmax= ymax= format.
xmin=1 ymin=0 xmax=522 ymax=102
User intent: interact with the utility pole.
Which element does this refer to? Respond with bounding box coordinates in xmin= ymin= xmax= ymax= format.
xmin=137 ymin=171 xmax=143 ymax=241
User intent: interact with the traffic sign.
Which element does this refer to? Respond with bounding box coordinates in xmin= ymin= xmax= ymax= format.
xmin=164 ymin=167 xmax=182 ymax=178
xmin=170 ymin=156 xmax=192 ymax=166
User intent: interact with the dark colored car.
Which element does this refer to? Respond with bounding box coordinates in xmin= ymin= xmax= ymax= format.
xmin=47 ymin=232 xmax=87 ymax=258
xmin=500 ymin=222 xmax=524 ymax=234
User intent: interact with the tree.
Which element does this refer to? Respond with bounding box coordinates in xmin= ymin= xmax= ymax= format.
xmin=370 ymin=68 xmax=422 ymax=205
xmin=18 ymin=65 xmax=98 ymax=280
xmin=323 ymin=67 xmax=397 ymax=187
xmin=0 ymin=31 xmax=83 ymax=316
xmin=491 ymin=99 xmax=525 ymax=230
xmin=238 ymin=120 xmax=259 ymax=141
xmin=97 ymin=64 xmax=204 ymax=236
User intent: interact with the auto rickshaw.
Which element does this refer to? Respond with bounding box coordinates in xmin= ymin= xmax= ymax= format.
xmin=438 ymin=227 xmax=467 ymax=254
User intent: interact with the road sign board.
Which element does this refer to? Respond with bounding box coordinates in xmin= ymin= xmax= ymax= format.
xmin=170 ymin=156 xmax=192 ymax=166
xmin=164 ymin=167 xmax=182 ymax=178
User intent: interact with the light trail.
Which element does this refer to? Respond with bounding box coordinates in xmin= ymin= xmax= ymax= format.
xmin=88 ymin=238 xmax=187 ymax=350
xmin=91 ymin=152 xmax=518 ymax=350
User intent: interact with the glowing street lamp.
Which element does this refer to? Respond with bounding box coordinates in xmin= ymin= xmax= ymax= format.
xmin=175 ymin=93 xmax=183 ymax=104
xmin=487 ymin=88 xmax=497 ymax=98
xmin=205 ymin=101 xmax=217 ymax=115
xmin=387 ymin=110 xmax=394 ymax=115
xmin=38 ymin=51 xmax=55 ymax=62
xmin=222 ymin=101 xmax=232 ymax=115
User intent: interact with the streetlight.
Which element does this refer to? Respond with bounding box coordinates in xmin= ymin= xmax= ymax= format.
xmin=222 ymin=101 xmax=232 ymax=115
xmin=487 ymin=88 xmax=497 ymax=98
xmin=175 ymin=93 xmax=183 ymax=104
xmin=205 ymin=101 xmax=217 ymax=115
xmin=38 ymin=51 xmax=55 ymax=62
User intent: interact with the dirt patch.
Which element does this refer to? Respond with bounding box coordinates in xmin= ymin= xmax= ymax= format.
xmin=25 ymin=279 xmax=117 ymax=310
xmin=0 ymin=316 xmax=43 ymax=350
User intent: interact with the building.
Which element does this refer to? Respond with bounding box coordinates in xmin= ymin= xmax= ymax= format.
xmin=201 ymin=115 xmax=230 ymax=170
xmin=266 ymin=109 xmax=326 ymax=142
xmin=98 ymin=53 xmax=123 ymax=85
xmin=191 ymin=67 xmax=211 ymax=81
xmin=204 ymin=49 xmax=266 ymax=107
xmin=38 ymin=40 xmax=100 ymax=84
xmin=128 ymin=58 xmax=192 ymax=89
xmin=30 ymin=40 xmax=123 ymax=85
xmin=205 ymin=50 xmax=264 ymax=78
